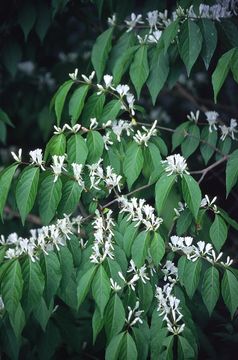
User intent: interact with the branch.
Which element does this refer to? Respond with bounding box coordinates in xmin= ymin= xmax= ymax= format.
xmin=190 ymin=156 xmax=228 ymax=184
xmin=4 ymin=206 xmax=41 ymax=225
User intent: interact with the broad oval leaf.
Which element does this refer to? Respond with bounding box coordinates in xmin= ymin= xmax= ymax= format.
xmin=69 ymin=85 xmax=89 ymax=125
xmin=86 ymin=130 xmax=104 ymax=164
xmin=131 ymin=231 xmax=149 ymax=268
xmin=222 ymin=269 xmax=238 ymax=317
xmin=155 ymin=173 xmax=177 ymax=216
xmin=105 ymin=332 xmax=124 ymax=360
xmin=209 ymin=214 xmax=228 ymax=252
xmin=92 ymin=28 xmax=114 ymax=81
xmin=57 ymin=180 xmax=82 ymax=216
xmin=181 ymin=123 xmax=200 ymax=158
xmin=123 ymin=142 xmax=143 ymax=190
xmin=181 ymin=174 xmax=201 ymax=219
xmin=226 ymin=149 xmax=238 ymax=196
xmin=77 ymin=265 xmax=97 ymax=308
xmin=130 ymin=45 xmax=149 ymax=98
xmin=199 ymin=19 xmax=217 ymax=69
xmin=200 ymin=126 xmax=218 ymax=165
xmin=0 ymin=163 xmax=18 ymax=220
xmin=54 ymin=80 xmax=74 ymax=125
xmin=67 ymin=133 xmax=88 ymax=165
xmin=105 ymin=294 xmax=125 ymax=341
xmin=92 ymin=264 xmax=111 ymax=317
xmin=202 ymin=266 xmax=219 ymax=316
xmin=183 ymin=259 xmax=202 ymax=298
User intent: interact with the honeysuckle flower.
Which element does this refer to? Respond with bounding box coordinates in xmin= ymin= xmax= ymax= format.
xmin=187 ymin=110 xmax=200 ymax=123
xmin=137 ymin=34 xmax=149 ymax=44
xmin=103 ymin=132 xmax=113 ymax=150
xmin=146 ymin=10 xmax=158 ymax=32
xmin=102 ymin=120 xmax=112 ymax=128
xmin=162 ymin=260 xmax=178 ymax=283
xmin=116 ymin=84 xmax=130 ymax=97
xmin=147 ymin=30 xmax=162 ymax=43
xmin=127 ymin=260 xmax=150 ymax=284
xmin=51 ymin=155 xmax=67 ymax=182
xmin=200 ymin=194 xmax=219 ymax=213
xmin=229 ymin=118 xmax=238 ymax=139
xmin=69 ymin=68 xmax=78 ymax=81
xmin=221 ymin=256 xmax=233 ymax=267
xmin=108 ymin=14 xmax=116 ymax=26
xmin=89 ymin=117 xmax=98 ymax=129
xmin=219 ymin=124 xmax=229 ymax=141
xmin=0 ymin=296 xmax=4 ymax=312
xmin=53 ymin=125 xmax=64 ymax=134
xmin=126 ymin=301 xmax=144 ymax=327
xmin=104 ymin=74 xmax=114 ymax=88
xmin=104 ymin=166 xmax=122 ymax=193
xmin=125 ymin=13 xmax=144 ymax=32
xmin=126 ymin=93 xmax=136 ymax=115
xmin=29 ymin=149 xmax=45 ymax=170
xmin=110 ymin=278 xmax=122 ymax=292
xmin=81 ymin=70 xmax=95 ymax=84
xmin=205 ymin=111 xmax=218 ymax=132
xmin=174 ymin=202 xmax=186 ymax=217
xmin=133 ymin=120 xmax=157 ymax=146
xmin=111 ymin=119 xmax=134 ymax=141
xmin=11 ymin=148 xmax=22 ymax=163
xmin=188 ymin=3 xmax=232 ymax=20
xmin=71 ymin=163 xmax=84 ymax=188
xmin=161 ymin=154 xmax=189 ymax=176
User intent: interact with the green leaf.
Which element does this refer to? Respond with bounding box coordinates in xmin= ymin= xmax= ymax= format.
xmin=201 ymin=266 xmax=219 ymax=316
xmin=100 ymin=100 xmax=121 ymax=124
xmin=86 ymin=130 xmax=104 ymax=164
xmin=57 ymin=246 xmax=74 ymax=291
xmin=150 ymin=309 xmax=167 ymax=359
xmin=212 ymin=48 xmax=236 ymax=102
xmin=113 ymin=46 xmax=139 ymax=85
xmin=130 ymin=45 xmax=149 ymax=98
xmin=226 ymin=149 xmax=238 ymax=196
xmin=105 ymin=332 xmax=124 ymax=360
xmin=147 ymin=46 xmax=169 ymax=104
xmin=131 ymin=231 xmax=149 ymax=268
xmin=81 ymin=93 xmax=105 ymax=127
xmin=92 ymin=306 xmax=104 ymax=344
xmin=162 ymin=19 xmax=179 ymax=53
xmin=69 ymin=85 xmax=89 ymax=125
xmin=119 ymin=333 xmax=138 ymax=360
xmin=44 ymin=134 xmax=66 ymax=161
xmin=18 ymin=1 xmax=36 ymax=40
xmin=181 ymin=124 xmax=200 ymax=158
xmin=39 ymin=174 xmax=62 ymax=225
xmin=161 ymin=335 xmax=174 ymax=360
xmin=172 ymin=121 xmax=190 ymax=151
xmin=92 ymin=28 xmax=114 ymax=81
xmin=178 ymin=336 xmax=195 ymax=360
xmin=67 ymin=133 xmax=88 ymax=165
xmin=105 ymin=294 xmax=125 ymax=341
xmin=21 ymin=258 xmax=44 ymax=318
xmin=182 ymin=174 xmax=201 ymax=219
xmin=200 ymin=126 xmax=218 ymax=165
xmin=155 ymin=174 xmax=177 ymax=215
xmin=178 ymin=20 xmax=202 ymax=75
xmin=54 ymin=80 xmax=74 ymax=125
xmin=222 ymin=269 xmax=238 ymax=317
xmin=138 ymin=281 xmax=153 ymax=314
xmin=0 ymin=108 xmax=14 ymax=127
xmin=92 ymin=264 xmax=111 ymax=317
xmin=150 ymin=232 xmax=165 ymax=266
xmin=33 ymin=297 xmax=54 ymax=331
xmin=41 ymin=252 xmax=62 ymax=305
xmin=77 ymin=266 xmax=97 ymax=308
xmin=123 ymin=142 xmax=143 ymax=190
xmin=123 ymin=222 xmax=138 ymax=257
xmin=231 ymin=49 xmax=238 ymax=83
xmin=0 ymin=164 xmax=18 ymax=220
xmin=183 ymin=259 xmax=202 ymax=298
xmin=199 ymin=19 xmax=217 ymax=69
xmin=57 ymin=180 xmax=82 ymax=216
xmin=219 ymin=20 xmax=238 ymax=48
xmin=9 ymin=303 xmax=25 ymax=339
xmin=1 ymin=260 xmax=23 ymax=318
xmin=16 ymin=167 xmax=40 ymax=224
xmin=209 ymin=214 xmax=228 ymax=252
xmin=176 ymin=209 xmax=193 ymax=236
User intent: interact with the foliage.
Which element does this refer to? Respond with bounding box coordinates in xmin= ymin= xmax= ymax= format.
xmin=1 ymin=0 xmax=238 ymax=359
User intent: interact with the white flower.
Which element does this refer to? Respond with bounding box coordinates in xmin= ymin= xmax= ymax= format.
xmin=126 ymin=301 xmax=144 ymax=327
xmin=116 ymin=84 xmax=130 ymax=97
xmin=71 ymin=163 xmax=84 ymax=188
xmin=161 ymin=260 xmax=178 ymax=283
xmin=137 ymin=34 xmax=148 ymax=44
xmin=29 ymin=149 xmax=45 ymax=170
xmin=104 ymin=74 xmax=114 ymax=88
xmin=90 ymin=118 xmax=98 ymax=129
xmin=103 ymin=132 xmax=113 ymax=150
xmin=0 ymin=296 xmax=4 ymax=312
xmin=81 ymin=71 xmax=95 ymax=84
xmin=219 ymin=124 xmax=229 ymax=141
xmin=187 ymin=110 xmax=200 ymax=123
xmin=126 ymin=93 xmax=136 ymax=115
xmin=104 ymin=166 xmax=122 ymax=193
xmin=133 ymin=120 xmax=157 ymax=146
xmin=161 ymin=154 xmax=189 ymax=176
xmin=205 ymin=111 xmax=218 ymax=132
xmin=221 ymin=256 xmax=233 ymax=267
xmin=110 ymin=278 xmax=122 ymax=292
xmin=200 ymin=194 xmax=218 ymax=213
xmin=112 ymin=120 xmax=134 ymax=141
xmin=229 ymin=118 xmax=238 ymax=139
xmin=51 ymin=155 xmax=67 ymax=182
xmin=11 ymin=148 xmax=22 ymax=163
xmin=125 ymin=13 xmax=144 ymax=32
xmin=147 ymin=30 xmax=162 ymax=43
xmin=53 ymin=125 xmax=64 ymax=134
xmin=108 ymin=14 xmax=116 ymax=26
xmin=146 ymin=10 xmax=158 ymax=32
xmin=69 ymin=68 xmax=78 ymax=81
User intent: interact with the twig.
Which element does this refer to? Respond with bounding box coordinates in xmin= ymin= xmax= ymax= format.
xmin=4 ymin=206 xmax=41 ymax=225
xmin=190 ymin=156 xmax=228 ymax=184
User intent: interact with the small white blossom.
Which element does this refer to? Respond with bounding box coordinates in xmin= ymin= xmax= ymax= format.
xmin=112 ymin=120 xmax=134 ymax=142
xmin=146 ymin=10 xmax=158 ymax=32
xmin=200 ymin=194 xmax=219 ymax=213
xmin=229 ymin=118 xmax=238 ymax=139
xmin=219 ymin=124 xmax=229 ymax=141
xmin=110 ymin=278 xmax=122 ymax=292
xmin=103 ymin=132 xmax=113 ymax=150
xmin=147 ymin=30 xmax=162 ymax=43
xmin=81 ymin=71 xmax=95 ymax=84
xmin=221 ymin=255 xmax=233 ymax=267
xmin=71 ymin=163 xmax=84 ymax=188
xmin=205 ymin=111 xmax=218 ymax=132
xmin=126 ymin=301 xmax=144 ymax=327
xmin=126 ymin=93 xmax=136 ymax=115
xmin=69 ymin=68 xmax=78 ymax=81
xmin=29 ymin=149 xmax=45 ymax=170
xmin=125 ymin=13 xmax=144 ymax=32
xmin=187 ymin=110 xmax=200 ymax=123
xmin=51 ymin=155 xmax=67 ymax=182
xmin=11 ymin=148 xmax=22 ymax=163
xmin=108 ymin=14 xmax=116 ymax=26
xmin=104 ymin=166 xmax=122 ymax=193
xmin=161 ymin=154 xmax=189 ymax=176
xmin=90 ymin=118 xmax=98 ymax=130
xmin=0 ymin=296 xmax=4 ymax=312
xmin=116 ymin=84 xmax=130 ymax=97
xmin=137 ymin=34 xmax=148 ymax=44
xmin=133 ymin=120 xmax=157 ymax=146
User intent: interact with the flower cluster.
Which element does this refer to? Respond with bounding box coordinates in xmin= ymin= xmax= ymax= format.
xmin=205 ymin=110 xmax=238 ymax=140
xmin=155 ymin=283 xmax=185 ymax=335
xmin=133 ymin=120 xmax=157 ymax=146
xmin=53 ymin=123 xmax=83 ymax=134
xmin=200 ymin=195 xmax=219 ymax=213
xmin=87 ymin=159 xmax=122 ymax=193
xmin=119 ymin=196 xmax=163 ymax=232
xmin=118 ymin=259 xmax=150 ymax=291
xmin=125 ymin=300 xmax=144 ymax=327
xmin=0 ymin=214 xmax=83 ymax=262
xmin=90 ymin=210 xmax=115 ymax=264
xmin=188 ymin=3 xmax=232 ymax=21
xmin=161 ymin=260 xmax=178 ymax=283
xmin=161 ymin=154 xmax=189 ymax=177
xmin=169 ymin=235 xmax=233 ymax=266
